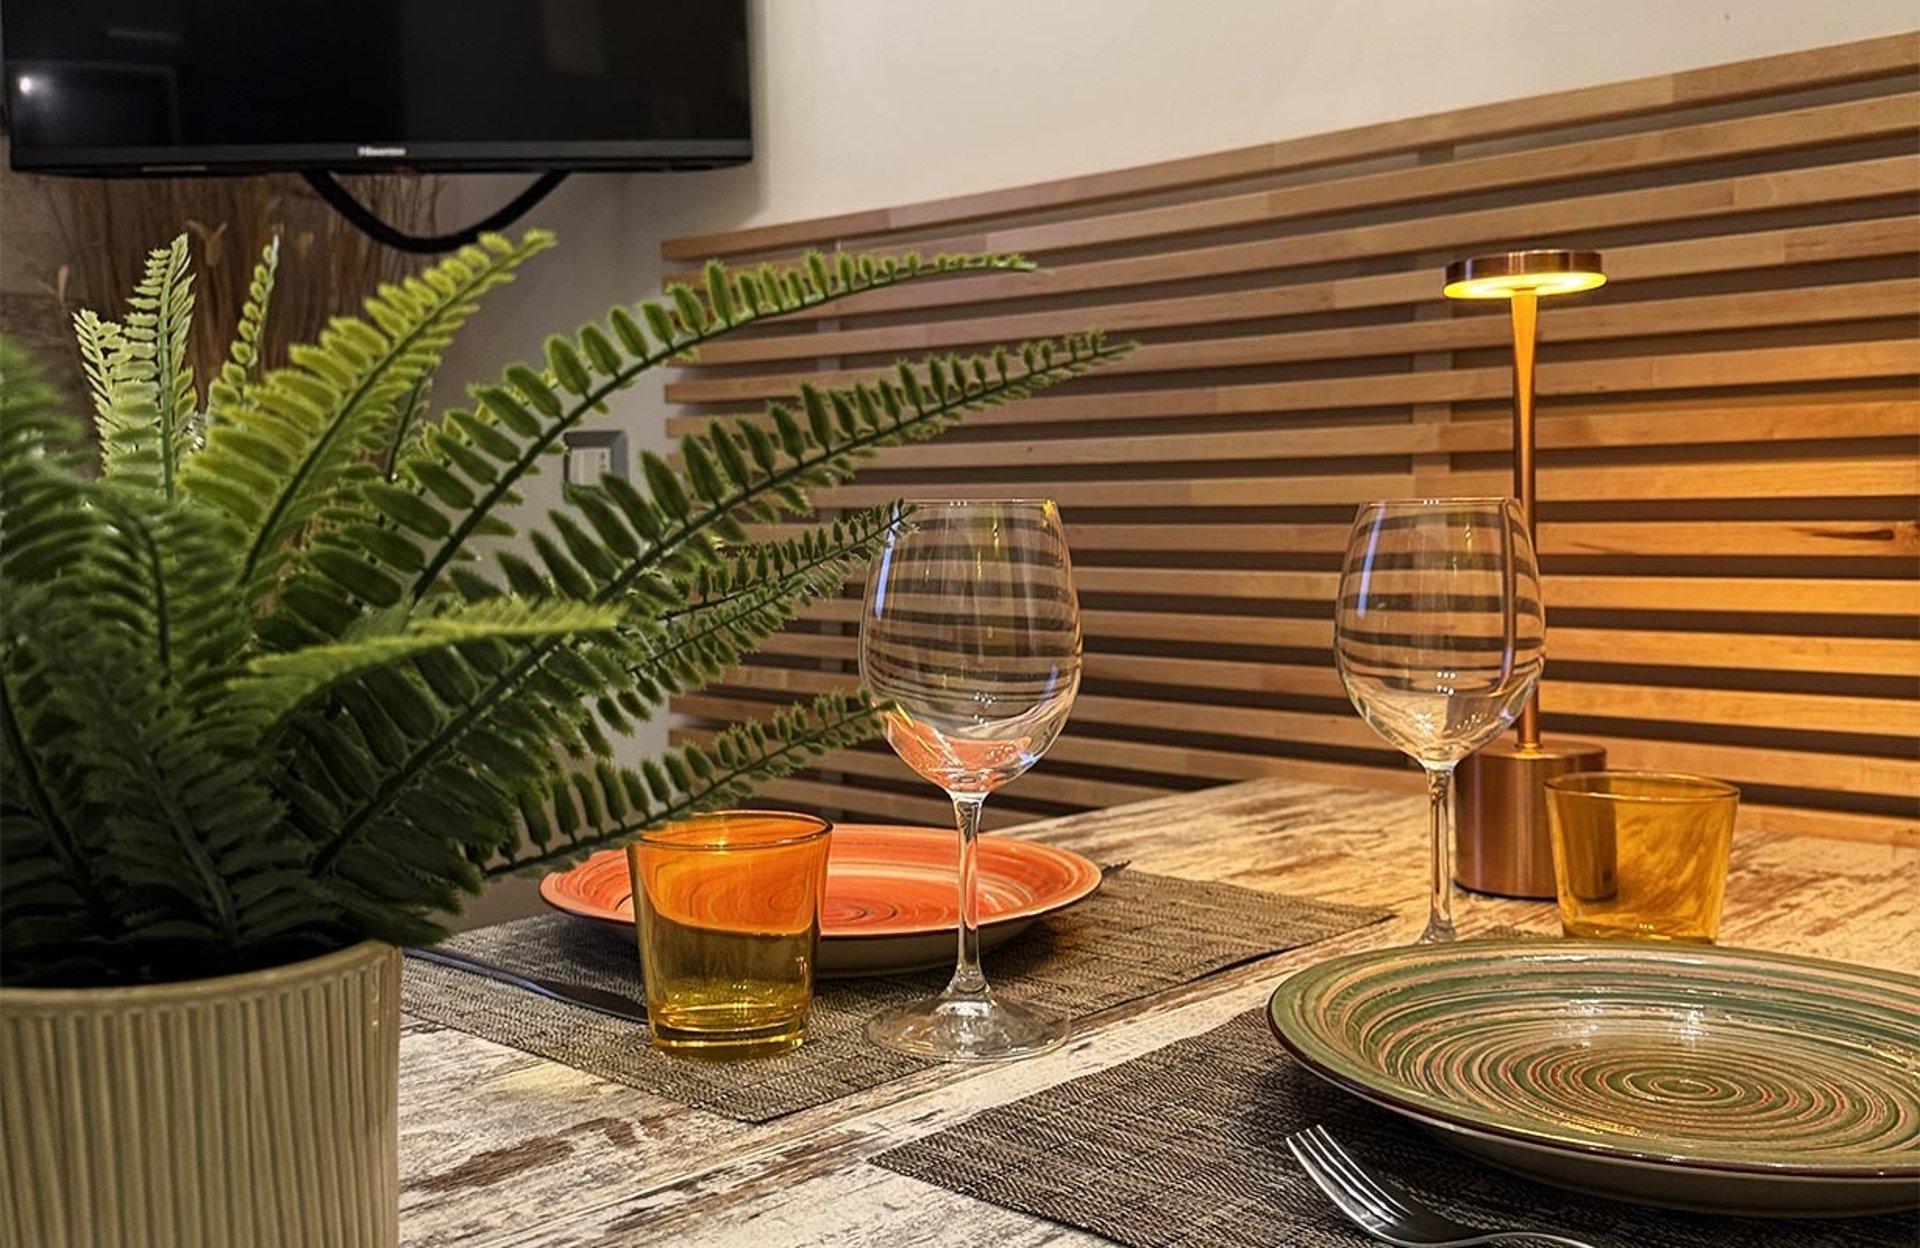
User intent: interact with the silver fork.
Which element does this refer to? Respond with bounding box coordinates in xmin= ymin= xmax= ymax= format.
xmin=1285 ymin=1125 xmax=1599 ymax=1248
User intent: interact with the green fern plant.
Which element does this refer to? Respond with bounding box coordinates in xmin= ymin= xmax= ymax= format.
xmin=0 ymin=231 xmax=1132 ymax=987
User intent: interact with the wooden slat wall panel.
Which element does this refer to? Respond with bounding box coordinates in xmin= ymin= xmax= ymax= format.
xmin=663 ymin=34 xmax=1920 ymax=842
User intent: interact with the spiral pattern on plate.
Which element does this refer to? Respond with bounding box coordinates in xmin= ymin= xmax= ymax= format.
xmin=540 ymin=825 xmax=1099 ymax=936
xmin=1270 ymin=941 xmax=1920 ymax=1174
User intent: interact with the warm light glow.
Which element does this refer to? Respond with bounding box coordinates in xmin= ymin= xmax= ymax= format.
xmin=1443 ymin=249 xmax=1607 ymax=302
xmin=1443 ymin=270 xmax=1607 ymax=299
xmin=16 ymin=75 xmax=39 ymax=97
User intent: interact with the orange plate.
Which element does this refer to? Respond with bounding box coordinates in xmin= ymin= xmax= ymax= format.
xmin=539 ymin=824 xmax=1104 ymax=977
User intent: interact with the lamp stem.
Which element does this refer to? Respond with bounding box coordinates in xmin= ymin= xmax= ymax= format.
xmin=1509 ymin=289 xmax=1542 ymax=751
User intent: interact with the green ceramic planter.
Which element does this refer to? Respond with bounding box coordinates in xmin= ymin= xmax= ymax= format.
xmin=0 ymin=941 xmax=401 ymax=1247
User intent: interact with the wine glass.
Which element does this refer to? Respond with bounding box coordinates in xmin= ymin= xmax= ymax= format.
xmin=1334 ymin=498 xmax=1544 ymax=943
xmin=858 ymin=499 xmax=1083 ymax=1061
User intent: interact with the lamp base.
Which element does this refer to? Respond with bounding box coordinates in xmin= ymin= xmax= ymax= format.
xmin=1455 ymin=738 xmax=1606 ymax=899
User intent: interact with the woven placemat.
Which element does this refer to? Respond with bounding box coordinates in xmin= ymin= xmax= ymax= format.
xmin=403 ymin=871 xmax=1386 ymax=1122
xmin=876 ymin=1009 xmax=1912 ymax=1248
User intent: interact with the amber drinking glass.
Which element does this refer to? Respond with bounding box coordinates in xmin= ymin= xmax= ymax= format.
xmin=1334 ymin=498 xmax=1545 ymax=944
xmin=1546 ymin=771 xmax=1739 ymax=943
xmin=627 ymin=810 xmax=833 ymax=1059
xmin=859 ymin=500 xmax=1082 ymax=1061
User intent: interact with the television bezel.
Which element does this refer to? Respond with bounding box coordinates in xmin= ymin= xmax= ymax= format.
xmin=0 ymin=6 xmax=753 ymax=176
xmin=4 ymin=137 xmax=754 ymax=175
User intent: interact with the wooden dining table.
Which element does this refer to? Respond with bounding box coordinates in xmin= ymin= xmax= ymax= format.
xmin=395 ymin=778 xmax=1918 ymax=1247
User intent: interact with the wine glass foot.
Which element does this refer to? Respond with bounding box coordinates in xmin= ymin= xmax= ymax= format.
xmin=1418 ymin=915 xmax=1458 ymax=944
xmin=867 ymin=990 xmax=1066 ymax=1062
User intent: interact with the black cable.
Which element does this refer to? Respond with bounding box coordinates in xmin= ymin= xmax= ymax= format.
xmin=301 ymin=170 xmax=569 ymax=254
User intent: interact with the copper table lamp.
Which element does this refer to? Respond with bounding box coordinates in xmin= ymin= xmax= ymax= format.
xmin=1442 ymin=250 xmax=1609 ymax=899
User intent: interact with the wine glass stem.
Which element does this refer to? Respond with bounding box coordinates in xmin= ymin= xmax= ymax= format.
xmin=1422 ymin=764 xmax=1458 ymax=944
xmin=947 ymin=793 xmax=989 ymax=996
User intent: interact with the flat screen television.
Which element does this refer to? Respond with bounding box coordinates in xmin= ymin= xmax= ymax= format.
xmin=1 ymin=0 xmax=751 ymax=174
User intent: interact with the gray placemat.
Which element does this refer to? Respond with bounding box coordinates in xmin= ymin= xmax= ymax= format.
xmin=403 ymin=871 xmax=1386 ymax=1122
xmin=876 ymin=1009 xmax=1913 ymax=1248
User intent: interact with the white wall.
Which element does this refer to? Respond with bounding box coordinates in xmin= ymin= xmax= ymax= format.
xmin=723 ymin=0 xmax=1919 ymax=225
xmin=444 ymin=0 xmax=1915 ymax=922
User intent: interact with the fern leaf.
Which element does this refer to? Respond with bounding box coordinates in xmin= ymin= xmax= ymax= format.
xmin=390 ymin=250 xmax=1039 ymax=603
xmin=0 ymin=672 xmax=118 ymax=980
xmin=0 ymin=340 xmax=94 ymax=590
xmin=13 ymin=586 xmax=313 ymax=981
xmin=0 ymin=343 xmax=125 ymax=975
xmin=7 ymin=332 xmax=270 ymax=977
xmin=184 ymin=231 xmax=554 ymax=613
xmin=91 ymin=236 xmax=197 ymax=498
xmin=206 ymin=237 xmax=281 ymax=416
xmin=288 ymin=330 xmax=1121 ymax=933
xmin=300 ymin=331 xmax=1131 ymax=899
xmin=629 ymin=505 xmax=899 ymax=699
xmin=489 ymin=689 xmax=887 ymax=874
xmin=72 ymin=310 xmax=125 ymax=428
xmin=242 ymin=598 xmax=624 ymax=715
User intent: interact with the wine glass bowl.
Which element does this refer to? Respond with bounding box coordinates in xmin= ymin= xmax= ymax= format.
xmin=858 ymin=499 xmax=1082 ymax=1060
xmin=1334 ymin=499 xmax=1544 ymax=942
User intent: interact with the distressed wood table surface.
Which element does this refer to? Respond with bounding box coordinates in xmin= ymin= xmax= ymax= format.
xmin=396 ymin=778 xmax=1918 ymax=1247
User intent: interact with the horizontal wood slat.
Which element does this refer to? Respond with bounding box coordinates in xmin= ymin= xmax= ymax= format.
xmin=861 ymin=97 xmax=1917 ymax=261
xmin=782 ymin=570 xmax=1918 ymax=617
xmin=666 ymin=35 xmax=1920 ymax=842
xmin=753 ymin=622 xmax=1919 ymax=681
xmin=714 ymin=661 xmax=1918 ymax=755
xmin=753 ymin=518 xmax=1918 ymax=566
xmin=673 ymin=338 xmax=1920 ymax=410
xmin=749 ymin=690 xmax=1920 ymax=806
xmin=693 ymin=235 xmax=1920 ymax=368
xmin=809 ymin=457 xmax=1919 ymax=509
xmin=670 ymin=156 xmax=1919 ymax=328
xmin=674 ymin=274 xmax=1920 ymax=394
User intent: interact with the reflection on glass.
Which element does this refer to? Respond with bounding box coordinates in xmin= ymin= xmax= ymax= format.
xmin=1335 ymin=498 xmax=1544 ymax=942
xmin=859 ymin=499 xmax=1081 ymax=1061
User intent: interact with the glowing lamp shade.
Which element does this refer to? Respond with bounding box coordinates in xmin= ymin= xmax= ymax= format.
xmin=1443 ymin=250 xmax=1606 ymax=300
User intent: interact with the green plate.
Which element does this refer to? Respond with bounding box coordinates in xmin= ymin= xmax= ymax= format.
xmin=1268 ymin=940 xmax=1920 ymax=1217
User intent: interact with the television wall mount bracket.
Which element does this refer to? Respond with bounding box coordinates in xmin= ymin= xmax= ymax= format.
xmin=302 ymin=169 xmax=568 ymax=254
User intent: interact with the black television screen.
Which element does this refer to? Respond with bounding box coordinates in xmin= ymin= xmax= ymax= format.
xmin=2 ymin=0 xmax=751 ymax=173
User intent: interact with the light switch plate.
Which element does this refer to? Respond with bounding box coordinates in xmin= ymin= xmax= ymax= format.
xmin=561 ymin=429 xmax=629 ymax=485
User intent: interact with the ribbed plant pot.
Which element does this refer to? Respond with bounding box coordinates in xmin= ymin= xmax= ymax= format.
xmin=0 ymin=940 xmax=401 ymax=1248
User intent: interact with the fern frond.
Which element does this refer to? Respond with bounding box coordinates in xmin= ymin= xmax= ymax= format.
xmin=4 ymin=496 xmax=271 ymax=983
xmin=382 ymin=374 xmax=435 ymax=483
xmin=64 ymin=482 xmax=252 ymax=709
xmin=0 ymin=344 xmax=122 ymax=979
xmin=490 ymin=689 xmax=887 ymax=875
xmin=625 ymin=505 xmax=900 ymax=702
xmin=0 ymin=340 xmax=93 ymax=590
xmin=100 ymin=235 xmax=197 ymax=498
xmin=12 ymin=579 xmax=322 ymax=981
xmin=5 ymin=341 xmax=284 ymax=980
xmin=206 ymin=237 xmax=280 ymax=415
xmin=72 ymin=310 xmax=126 ymax=428
xmin=0 ymin=668 xmax=120 ymax=983
xmin=379 ymin=249 xmax=1036 ymax=604
xmin=293 ymin=333 xmax=1128 ymax=907
xmin=535 ymin=334 xmax=1126 ymax=615
xmin=242 ymin=597 xmax=624 ymax=716
xmin=182 ymin=230 xmax=554 ymax=611
xmin=0 ymin=812 xmax=111 ymax=984
xmin=79 ymin=307 xmax=158 ymax=490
